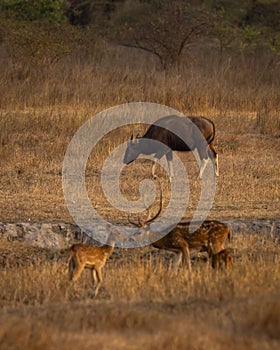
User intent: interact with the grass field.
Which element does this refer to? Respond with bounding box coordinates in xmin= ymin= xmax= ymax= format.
xmin=0 ymin=232 xmax=279 ymax=349
xmin=0 ymin=110 xmax=278 ymax=223
xmin=0 ymin=45 xmax=279 ymax=222
xmin=0 ymin=44 xmax=279 ymax=349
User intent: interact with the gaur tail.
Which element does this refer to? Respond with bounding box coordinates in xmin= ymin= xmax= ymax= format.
xmin=200 ymin=116 xmax=216 ymax=145
xmin=207 ymin=118 xmax=216 ymax=145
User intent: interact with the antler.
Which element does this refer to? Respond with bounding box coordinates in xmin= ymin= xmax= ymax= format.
xmin=127 ymin=214 xmax=141 ymax=227
xmin=142 ymin=184 xmax=162 ymax=226
xmin=128 ymin=181 xmax=163 ymax=228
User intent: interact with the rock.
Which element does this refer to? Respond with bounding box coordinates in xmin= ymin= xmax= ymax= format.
xmin=0 ymin=220 xmax=279 ymax=249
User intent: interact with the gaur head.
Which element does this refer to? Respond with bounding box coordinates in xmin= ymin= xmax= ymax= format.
xmin=123 ymin=134 xmax=141 ymax=165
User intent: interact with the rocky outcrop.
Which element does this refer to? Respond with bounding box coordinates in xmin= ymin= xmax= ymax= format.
xmin=226 ymin=220 xmax=280 ymax=237
xmin=0 ymin=223 xmax=83 ymax=249
xmin=0 ymin=220 xmax=279 ymax=249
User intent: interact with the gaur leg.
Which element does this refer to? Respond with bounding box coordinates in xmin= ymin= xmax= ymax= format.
xmin=166 ymin=151 xmax=174 ymax=181
xmin=209 ymin=142 xmax=219 ymax=176
xmin=193 ymin=147 xmax=209 ymax=179
xmin=150 ymin=149 xmax=172 ymax=180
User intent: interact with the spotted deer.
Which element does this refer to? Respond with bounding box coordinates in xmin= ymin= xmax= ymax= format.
xmin=129 ymin=186 xmax=231 ymax=270
xmin=211 ymin=248 xmax=232 ymax=272
xmin=67 ymin=232 xmax=120 ymax=297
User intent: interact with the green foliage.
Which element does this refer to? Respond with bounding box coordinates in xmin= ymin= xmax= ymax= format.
xmin=209 ymin=0 xmax=280 ymax=55
xmin=0 ymin=17 xmax=95 ymax=65
xmin=0 ymin=0 xmax=68 ymax=22
xmin=268 ymin=34 xmax=280 ymax=55
xmin=0 ymin=0 xmax=280 ymax=67
xmin=242 ymin=25 xmax=260 ymax=47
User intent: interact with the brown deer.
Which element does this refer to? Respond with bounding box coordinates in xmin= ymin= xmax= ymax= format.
xmin=211 ymin=248 xmax=232 ymax=272
xmin=67 ymin=232 xmax=120 ymax=297
xmin=129 ymin=186 xmax=231 ymax=270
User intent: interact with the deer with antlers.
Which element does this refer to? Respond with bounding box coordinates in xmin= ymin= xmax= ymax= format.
xmin=129 ymin=185 xmax=231 ymax=270
xmin=67 ymin=232 xmax=121 ymax=297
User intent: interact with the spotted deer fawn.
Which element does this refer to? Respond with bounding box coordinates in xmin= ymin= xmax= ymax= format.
xmin=67 ymin=232 xmax=120 ymax=297
xmin=211 ymin=248 xmax=232 ymax=271
xmin=129 ymin=185 xmax=231 ymax=270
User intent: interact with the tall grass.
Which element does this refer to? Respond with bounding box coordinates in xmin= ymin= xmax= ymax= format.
xmin=0 ymin=43 xmax=279 ymax=122
xmin=0 ymin=41 xmax=279 ymax=223
xmin=0 ymin=233 xmax=279 ymax=349
xmin=0 ymin=232 xmax=278 ymax=307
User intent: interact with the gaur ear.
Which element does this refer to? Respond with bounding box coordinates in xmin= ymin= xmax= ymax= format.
xmin=132 ymin=138 xmax=139 ymax=145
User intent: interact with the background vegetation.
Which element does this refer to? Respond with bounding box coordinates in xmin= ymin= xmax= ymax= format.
xmin=0 ymin=0 xmax=279 ymax=223
xmin=0 ymin=2 xmax=279 ymax=348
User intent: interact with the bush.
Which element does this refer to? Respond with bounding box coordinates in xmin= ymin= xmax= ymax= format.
xmin=0 ymin=0 xmax=68 ymax=22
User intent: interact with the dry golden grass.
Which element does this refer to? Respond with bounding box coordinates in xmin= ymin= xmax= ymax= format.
xmin=0 ymin=232 xmax=279 ymax=349
xmin=0 ymin=43 xmax=279 ymax=349
xmin=0 ymin=114 xmax=278 ymax=222
xmin=0 ymin=45 xmax=279 ymax=222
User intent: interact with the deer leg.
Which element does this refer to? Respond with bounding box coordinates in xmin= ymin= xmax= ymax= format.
xmin=173 ymin=251 xmax=183 ymax=269
xmin=71 ymin=259 xmax=85 ymax=282
xmin=225 ymin=250 xmax=232 ymax=272
xmin=90 ymin=268 xmax=97 ymax=287
xmin=183 ymin=244 xmax=192 ymax=270
xmin=68 ymin=254 xmax=76 ymax=280
xmin=68 ymin=256 xmax=75 ymax=280
xmin=93 ymin=267 xmax=103 ymax=297
xmin=211 ymin=249 xmax=232 ymax=272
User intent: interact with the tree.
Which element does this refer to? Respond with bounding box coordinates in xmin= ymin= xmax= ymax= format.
xmin=66 ymin=0 xmax=125 ymax=26
xmin=108 ymin=0 xmax=214 ymax=69
xmin=209 ymin=0 xmax=280 ymax=55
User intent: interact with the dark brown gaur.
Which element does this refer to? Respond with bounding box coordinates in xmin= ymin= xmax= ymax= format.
xmin=123 ymin=115 xmax=219 ymax=180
